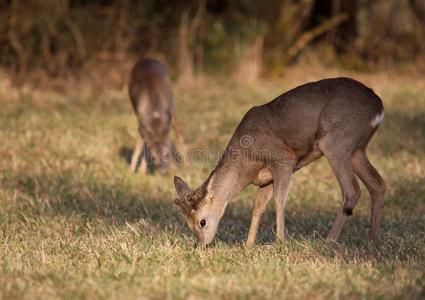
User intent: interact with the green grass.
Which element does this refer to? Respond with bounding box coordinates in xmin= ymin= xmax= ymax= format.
xmin=0 ymin=71 xmax=424 ymax=299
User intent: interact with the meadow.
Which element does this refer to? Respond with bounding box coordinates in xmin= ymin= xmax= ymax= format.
xmin=0 ymin=65 xmax=424 ymax=299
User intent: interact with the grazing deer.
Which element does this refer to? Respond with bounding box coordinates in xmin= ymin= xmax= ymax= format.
xmin=129 ymin=58 xmax=186 ymax=173
xmin=174 ymin=77 xmax=386 ymax=247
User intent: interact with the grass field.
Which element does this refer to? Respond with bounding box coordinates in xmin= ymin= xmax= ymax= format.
xmin=0 ymin=66 xmax=424 ymax=299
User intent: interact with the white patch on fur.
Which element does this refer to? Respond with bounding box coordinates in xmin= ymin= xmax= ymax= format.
xmin=371 ymin=111 xmax=384 ymax=127
xmin=152 ymin=111 xmax=161 ymax=119
xmin=136 ymin=92 xmax=148 ymax=116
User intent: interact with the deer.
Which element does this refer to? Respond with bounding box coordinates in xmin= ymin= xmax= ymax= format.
xmin=129 ymin=58 xmax=186 ymax=174
xmin=173 ymin=77 xmax=386 ymax=248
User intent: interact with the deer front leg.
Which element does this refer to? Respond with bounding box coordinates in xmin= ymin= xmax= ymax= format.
xmin=246 ymin=184 xmax=273 ymax=247
xmin=139 ymin=144 xmax=148 ymax=174
xmin=272 ymin=164 xmax=293 ymax=242
xmin=130 ymin=136 xmax=143 ymax=173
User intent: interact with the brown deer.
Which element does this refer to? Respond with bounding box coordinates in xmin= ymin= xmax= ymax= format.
xmin=129 ymin=58 xmax=186 ymax=173
xmin=174 ymin=77 xmax=386 ymax=247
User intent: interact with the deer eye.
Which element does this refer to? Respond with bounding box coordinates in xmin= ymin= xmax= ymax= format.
xmin=200 ymin=219 xmax=206 ymax=227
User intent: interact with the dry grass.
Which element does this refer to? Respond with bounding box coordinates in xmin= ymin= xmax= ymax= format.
xmin=0 ymin=66 xmax=424 ymax=299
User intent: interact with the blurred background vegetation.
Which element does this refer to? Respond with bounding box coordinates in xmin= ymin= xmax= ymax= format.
xmin=0 ymin=0 xmax=424 ymax=82
xmin=0 ymin=2 xmax=424 ymax=298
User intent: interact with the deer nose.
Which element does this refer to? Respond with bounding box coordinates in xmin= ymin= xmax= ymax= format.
xmin=194 ymin=240 xmax=215 ymax=250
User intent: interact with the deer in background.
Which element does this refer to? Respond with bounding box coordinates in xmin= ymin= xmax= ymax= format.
xmin=174 ymin=77 xmax=386 ymax=247
xmin=129 ymin=58 xmax=186 ymax=173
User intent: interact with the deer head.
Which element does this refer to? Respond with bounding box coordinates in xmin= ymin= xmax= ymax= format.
xmin=173 ymin=175 xmax=224 ymax=247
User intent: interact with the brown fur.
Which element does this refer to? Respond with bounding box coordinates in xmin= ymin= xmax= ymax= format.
xmin=129 ymin=58 xmax=186 ymax=173
xmin=175 ymin=77 xmax=386 ymax=247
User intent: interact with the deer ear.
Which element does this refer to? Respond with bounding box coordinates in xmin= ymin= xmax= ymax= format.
xmin=174 ymin=176 xmax=192 ymax=199
xmin=174 ymin=198 xmax=194 ymax=216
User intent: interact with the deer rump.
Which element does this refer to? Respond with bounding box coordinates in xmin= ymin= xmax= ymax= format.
xmin=232 ymin=77 xmax=384 ymax=169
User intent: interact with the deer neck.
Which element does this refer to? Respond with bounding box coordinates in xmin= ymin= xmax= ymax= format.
xmin=205 ymin=156 xmax=250 ymax=214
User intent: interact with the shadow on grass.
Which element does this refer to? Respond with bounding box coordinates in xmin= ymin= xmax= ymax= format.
xmin=2 ymin=171 xmax=180 ymax=230
xmin=2 ymin=170 xmax=424 ymax=256
xmin=118 ymin=145 xmax=184 ymax=172
xmin=217 ymin=189 xmax=425 ymax=251
xmin=119 ymin=145 xmax=148 ymax=174
xmin=119 ymin=146 xmax=134 ymax=165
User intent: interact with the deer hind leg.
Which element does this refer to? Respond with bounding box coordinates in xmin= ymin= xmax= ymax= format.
xmin=246 ymin=184 xmax=274 ymax=247
xmin=325 ymin=155 xmax=361 ymax=241
xmin=319 ymin=135 xmax=362 ymax=241
xmin=130 ymin=135 xmax=143 ymax=173
xmin=352 ymin=150 xmax=386 ymax=243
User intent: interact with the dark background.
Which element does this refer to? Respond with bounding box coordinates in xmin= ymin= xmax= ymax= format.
xmin=1 ymin=0 xmax=424 ymax=82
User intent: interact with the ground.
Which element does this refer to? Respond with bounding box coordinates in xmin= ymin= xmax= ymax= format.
xmin=0 ymin=66 xmax=424 ymax=299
